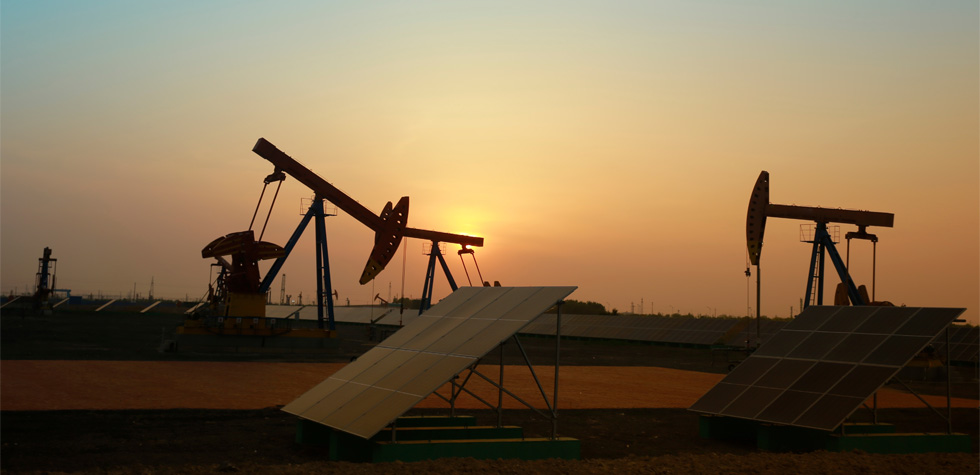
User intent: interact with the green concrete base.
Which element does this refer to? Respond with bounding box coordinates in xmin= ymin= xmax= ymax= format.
xmin=296 ymin=416 xmax=580 ymax=462
xmin=756 ymin=423 xmax=834 ymax=452
xmin=296 ymin=416 xmax=481 ymax=444
xmin=699 ymin=414 xmax=758 ymax=443
xmin=373 ymin=425 xmax=525 ymax=442
xmin=371 ymin=437 xmax=580 ymax=462
xmin=842 ymin=422 xmax=897 ymax=434
xmin=391 ymin=415 xmax=478 ymax=428
xmin=699 ymin=415 xmax=972 ymax=454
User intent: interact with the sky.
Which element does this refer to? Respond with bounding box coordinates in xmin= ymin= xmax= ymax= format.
xmin=2 ymin=1 xmax=978 ymax=324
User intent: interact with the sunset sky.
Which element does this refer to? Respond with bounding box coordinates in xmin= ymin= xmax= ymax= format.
xmin=2 ymin=2 xmax=977 ymax=324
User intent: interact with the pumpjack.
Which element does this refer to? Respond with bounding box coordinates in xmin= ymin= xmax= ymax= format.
xmin=178 ymin=138 xmax=484 ymax=346
xmin=745 ymin=171 xmax=895 ymax=343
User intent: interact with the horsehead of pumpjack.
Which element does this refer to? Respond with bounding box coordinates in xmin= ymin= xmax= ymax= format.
xmin=359 ymin=196 xmax=409 ymax=284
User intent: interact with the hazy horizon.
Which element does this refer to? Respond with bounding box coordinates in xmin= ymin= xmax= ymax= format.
xmin=2 ymin=2 xmax=977 ymax=324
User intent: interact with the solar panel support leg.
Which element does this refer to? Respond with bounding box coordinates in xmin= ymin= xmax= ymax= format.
xmin=553 ymin=301 xmax=562 ymax=440
xmin=512 ymin=335 xmax=554 ymax=413
xmin=498 ymin=342 xmax=504 ymax=428
xmin=449 ymin=377 xmax=457 ymax=418
xmin=946 ymin=325 xmax=952 ymax=435
xmin=892 ymin=377 xmax=951 ymax=428
xmin=873 ymin=393 xmax=878 ymax=424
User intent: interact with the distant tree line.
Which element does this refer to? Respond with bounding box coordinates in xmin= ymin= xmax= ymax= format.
xmin=397 ymin=297 xmax=615 ymax=315
xmin=546 ymin=299 xmax=613 ymax=315
xmin=394 ymin=297 xmax=421 ymax=310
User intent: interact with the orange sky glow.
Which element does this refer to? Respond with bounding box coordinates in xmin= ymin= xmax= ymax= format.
xmin=2 ymin=2 xmax=977 ymax=324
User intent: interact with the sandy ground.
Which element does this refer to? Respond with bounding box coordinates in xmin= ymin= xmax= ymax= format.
xmin=3 ymin=360 xmax=976 ymax=411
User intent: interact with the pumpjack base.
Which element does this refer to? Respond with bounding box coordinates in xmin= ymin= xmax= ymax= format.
xmin=175 ymin=318 xmax=338 ymax=353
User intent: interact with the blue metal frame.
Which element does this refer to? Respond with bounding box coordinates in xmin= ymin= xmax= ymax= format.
xmin=419 ymin=242 xmax=458 ymax=314
xmin=259 ymin=207 xmax=315 ymax=293
xmin=803 ymin=223 xmax=864 ymax=309
xmin=313 ymin=200 xmax=335 ymax=330
xmin=258 ymin=198 xmax=335 ymax=330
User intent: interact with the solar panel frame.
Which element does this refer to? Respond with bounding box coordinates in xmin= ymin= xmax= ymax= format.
xmin=688 ymin=382 xmax=750 ymax=414
xmin=512 ymin=313 xmax=770 ymax=348
xmin=827 ymin=364 xmax=896 ymax=398
xmin=862 ymin=335 xmax=933 ymax=366
xmin=689 ymin=306 xmax=966 ymax=431
xmin=822 ymin=333 xmax=887 ymax=363
xmin=786 ymin=331 xmax=847 ymax=360
xmin=949 ymin=326 xmax=979 ymax=362
xmin=283 ymin=286 xmax=577 ymax=439
xmin=756 ymin=390 xmax=822 ymax=425
xmin=853 ymin=307 xmax=917 ymax=334
xmin=728 ymin=318 xmax=791 ymax=347
xmin=793 ymin=394 xmax=864 ymax=429
xmin=754 ymin=359 xmax=814 ymax=390
xmin=424 ymin=318 xmax=499 ymax=355
xmin=789 ymin=362 xmax=855 ymax=393
xmin=724 ymin=386 xmax=783 ymax=419
xmin=895 ymin=308 xmax=964 ymax=337
xmin=372 ymin=352 xmax=444 ymax=391
xmin=817 ymin=306 xmax=874 ymax=333
xmin=752 ymin=330 xmax=809 ymax=358
xmin=724 ymin=356 xmax=779 ymax=385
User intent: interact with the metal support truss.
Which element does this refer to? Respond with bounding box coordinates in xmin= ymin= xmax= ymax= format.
xmin=852 ymin=325 xmax=958 ymax=435
xmin=258 ymin=197 xmax=336 ymax=330
xmin=426 ymin=301 xmax=566 ymax=440
xmin=419 ymin=241 xmax=458 ymax=314
xmin=803 ymin=222 xmax=865 ymax=309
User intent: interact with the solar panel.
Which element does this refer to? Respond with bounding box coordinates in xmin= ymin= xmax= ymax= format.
xmin=516 ymin=313 xmax=742 ymax=346
xmin=689 ymin=306 xmax=966 ymax=431
xmin=931 ymin=324 xmax=979 ymax=363
xmin=728 ymin=318 xmax=791 ymax=347
xmin=282 ymin=286 xmax=576 ymax=439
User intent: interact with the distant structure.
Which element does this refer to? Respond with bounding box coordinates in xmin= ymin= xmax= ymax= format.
xmin=34 ymin=247 xmax=57 ymax=303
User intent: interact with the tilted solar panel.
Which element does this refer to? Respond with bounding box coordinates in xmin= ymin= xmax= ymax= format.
xmin=689 ymin=306 xmax=966 ymax=431
xmin=282 ymin=286 xmax=576 ymax=439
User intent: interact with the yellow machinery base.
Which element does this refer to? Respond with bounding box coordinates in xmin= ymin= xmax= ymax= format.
xmin=175 ymin=315 xmax=338 ymax=352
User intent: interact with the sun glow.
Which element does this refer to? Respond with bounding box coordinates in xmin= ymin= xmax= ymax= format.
xmin=437 ymin=206 xmax=494 ymax=243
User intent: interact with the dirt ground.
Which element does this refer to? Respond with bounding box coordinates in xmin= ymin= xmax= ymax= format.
xmin=2 ymin=360 xmax=976 ymax=412
xmin=3 ymin=406 xmax=978 ymax=474
xmin=1 ymin=311 xmax=978 ymax=474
